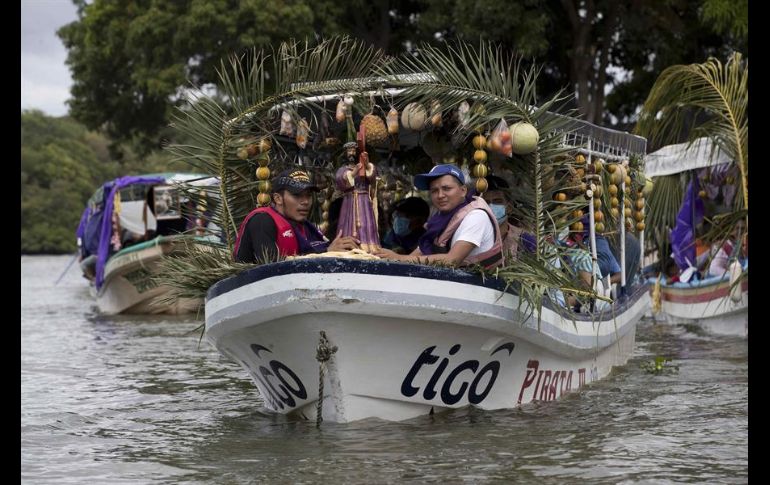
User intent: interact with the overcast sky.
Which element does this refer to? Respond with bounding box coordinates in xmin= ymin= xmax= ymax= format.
xmin=21 ymin=0 xmax=78 ymax=117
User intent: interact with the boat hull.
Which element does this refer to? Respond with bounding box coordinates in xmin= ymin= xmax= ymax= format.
xmin=650 ymin=274 xmax=748 ymax=337
xmin=205 ymin=259 xmax=649 ymax=423
xmin=92 ymin=238 xmax=202 ymax=315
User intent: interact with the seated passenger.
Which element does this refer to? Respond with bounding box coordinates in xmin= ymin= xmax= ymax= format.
xmin=609 ymin=232 xmax=641 ymax=287
xmin=233 ymin=169 xmax=359 ymax=264
xmin=375 ymin=164 xmax=504 ymax=268
xmin=482 ymin=175 xmax=525 ymax=261
xmin=708 ymin=221 xmax=745 ymax=277
xmin=381 ymin=196 xmax=430 ymax=254
xmin=593 ymin=232 xmax=622 ymax=285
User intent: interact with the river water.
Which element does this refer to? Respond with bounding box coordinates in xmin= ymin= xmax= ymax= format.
xmin=21 ymin=255 xmax=748 ymax=483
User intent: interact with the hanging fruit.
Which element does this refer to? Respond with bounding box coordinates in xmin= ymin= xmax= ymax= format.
xmin=593 ymin=158 xmax=604 ymax=173
xmin=295 ymin=118 xmax=309 ymax=149
xmin=255 ymin=141 xmax=273 ymax=207
xmin=475 ymin=177 xmax=488 ymax=194
xmin=361 ymin=113 xmax=388 ymax=147
xmin=509 ymin=122 xmax=539 ymax=155
xmin=430 ymin=100 xmax=442 ymax=127
xmin=280 ymin=111 xmax=295 ymax=136
xmin=555 ymin=192 xmax=567 ymax=202
xmin=386 ymin=107 xmax=399 ymax=134
xmin=595 ymin=222 xmax=605 ymax=233
xmin=401 ymin=103 xmax=428 ymax=130
xmin=473 ymin=134 xmax=487 ymax=150
xmin=336 ymin=98 xmax=347 ymax=122
xmin=608 ymin=184 xmax=618 ymax=196
xmin=610 ymin=207 xmax=620 ymax=219
xmin=636 ymin=221 xmax=646 ymax=231
xmin=575 ymin=153 xmax=586 ymax=165
xmin=490 ymin=119 xmax=512 ymax=156
xmin=458 ymin=101 xmax=470 ymax=128
xmin=472 ymin=163 xmax=488 ymax=178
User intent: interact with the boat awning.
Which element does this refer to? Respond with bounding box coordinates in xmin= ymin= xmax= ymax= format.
xmin=645 ymin=138 xmax=732 ymax=177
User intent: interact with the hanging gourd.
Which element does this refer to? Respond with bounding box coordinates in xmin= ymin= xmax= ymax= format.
xmin=401 ymin=103 xmax=428 ymax=131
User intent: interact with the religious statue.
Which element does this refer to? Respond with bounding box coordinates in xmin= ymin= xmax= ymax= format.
xmin=334 ymin=127 xmax=381 ymax=253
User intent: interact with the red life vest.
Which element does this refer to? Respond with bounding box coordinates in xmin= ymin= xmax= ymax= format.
xmin=233 ymin=206 xmax=299 ymax=259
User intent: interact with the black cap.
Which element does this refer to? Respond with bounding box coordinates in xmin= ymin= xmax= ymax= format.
xmin=392 ymin=196 xmax=430 ymax=219
xmin=485 ymin=175 xmax=510 ymax=191
xmin=271 ymin=169 xmax=320 ymax=194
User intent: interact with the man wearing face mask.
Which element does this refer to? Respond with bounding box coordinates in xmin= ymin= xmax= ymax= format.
xmin=482 ymin=175 xmax=524 ymax=261
xmin=381 ymin=197 xmax=430 ymax=254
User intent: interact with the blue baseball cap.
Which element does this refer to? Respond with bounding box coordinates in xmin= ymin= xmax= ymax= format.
xmin=413 ymin=164 xmax=466 ymax=190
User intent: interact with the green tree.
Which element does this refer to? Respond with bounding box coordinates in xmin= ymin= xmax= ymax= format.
xmin=20 ymin=110 xmax=189 ymax=253
xmin=58 ymin=0 xmax=324 ymax=154
xmin=59 ymin=0 xmax=746 ymax=147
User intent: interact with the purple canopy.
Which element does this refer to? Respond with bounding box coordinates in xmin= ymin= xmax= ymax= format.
xmin=670 ymin=177 xmax=704 ymax=271
xmin=94 ymin=175 xmax=166 ymax=289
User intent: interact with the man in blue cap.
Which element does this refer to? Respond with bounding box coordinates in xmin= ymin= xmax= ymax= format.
xmin=375 ymin=164 xmax=503 ymax=268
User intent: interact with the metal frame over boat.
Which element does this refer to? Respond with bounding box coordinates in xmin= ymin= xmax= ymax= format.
xmin=206 ymin=259 xmax=649 ymax=422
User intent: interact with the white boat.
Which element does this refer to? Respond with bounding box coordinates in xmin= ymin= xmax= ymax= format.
xmin=644 ymin=139 xmax=748 ymax=336
xmin=89 ymin=235 xmax=202 ymax=314
xmin=77 ymin=173 xmax=219 ymax=314
xmin=164 ymin=40 xmax=654 ymax=422
xmin=649 ymin=265 xmax=748 ymax=337
xmin=205 ymin=258 xmax=650 ymax=423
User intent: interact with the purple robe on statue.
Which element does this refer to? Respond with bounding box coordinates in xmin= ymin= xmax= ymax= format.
xmin=335 ymin=159 xmax=381 ymax=253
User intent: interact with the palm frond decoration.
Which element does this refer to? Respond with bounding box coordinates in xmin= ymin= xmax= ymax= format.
xmin=636 ymin=52 xmax=747 ymax=220
xmin=160 ymin=36 xmax=642 ymax=320
xmin=644 ymin=173 xmax=685 ymax=257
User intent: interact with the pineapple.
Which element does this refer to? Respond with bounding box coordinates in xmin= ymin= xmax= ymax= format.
xmin=361 ymin=114 xmax=389 ymax=147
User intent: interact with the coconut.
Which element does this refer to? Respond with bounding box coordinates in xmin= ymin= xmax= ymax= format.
xmin=401 ymin=103 xmax=428 ymax=130
xmin=509 ymin=122 xmax=539 ymax=155
xmin=642 ymin=178 xmax=654 ymax=196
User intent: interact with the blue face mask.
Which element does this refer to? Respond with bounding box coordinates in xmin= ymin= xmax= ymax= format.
xmin=392 ymin=215 xmax=412 ymax=236
xmin=490 ymin=204 xmax=507 ymax=224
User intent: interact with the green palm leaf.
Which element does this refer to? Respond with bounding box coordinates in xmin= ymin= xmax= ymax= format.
xmin=636 ymin=52 xmax=747 ymax=216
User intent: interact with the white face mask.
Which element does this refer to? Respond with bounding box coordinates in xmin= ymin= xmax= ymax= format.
xmin=489 ymin=204 xmax=507 ymax=224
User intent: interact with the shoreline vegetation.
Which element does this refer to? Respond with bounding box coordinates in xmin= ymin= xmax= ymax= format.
xmin=20 ymin=110 xmax=188 ymax=254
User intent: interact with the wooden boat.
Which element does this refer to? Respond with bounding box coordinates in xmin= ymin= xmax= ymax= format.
xmin=77 ymin=173 xmax=217 ymax=314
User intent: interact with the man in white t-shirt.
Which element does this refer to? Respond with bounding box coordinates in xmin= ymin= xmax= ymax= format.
xmin=376 ymin=164 xmax=503 ymax=268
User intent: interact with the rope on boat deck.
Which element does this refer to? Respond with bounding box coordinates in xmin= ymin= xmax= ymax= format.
xmin=315 ymin=330 xmax=338 ymax=427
